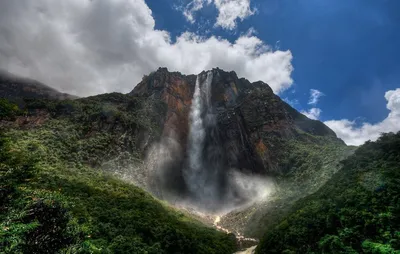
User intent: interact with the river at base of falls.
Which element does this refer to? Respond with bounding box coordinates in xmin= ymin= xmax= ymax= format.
xmin=213 ymin=215 xmax=258 ymax=253
xmin=234 ymin=245 xmax=257 ymax=254
xmin=172 ymin=203 xmax=258 ymax=253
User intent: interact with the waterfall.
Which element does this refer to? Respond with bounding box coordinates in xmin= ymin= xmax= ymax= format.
xmin=184 ymin=71 xmax=214 ymax=200
xmin=204 ymin=71 xmax=213 ymax=110
xmin=152 ymin=69 xmax=275 ymax=213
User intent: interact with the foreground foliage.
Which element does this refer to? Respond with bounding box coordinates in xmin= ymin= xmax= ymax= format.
xmin=256 ymin=132 xmax=400 ymax=253
xmin=0 ymin=98 xmax=22 ymax=119
xmin=0 ymin=96 xmax=236 ymax=254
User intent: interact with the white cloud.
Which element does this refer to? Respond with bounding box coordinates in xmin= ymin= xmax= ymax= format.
xmin=213 ymin=0 xmax=256 ymax=30
xmin=308 ymin=89 xmax=324 ymax=105
xmin=300 ymin=89 xmax=324 ymax=120
xmin=182 ymin=0 xmax=255 ymax=30
xmin=0 ymin=0 xmax=293 ymax=96
xmin=325 ymin=88 xmax=400 ymax=146
xmin=301 ymin=108 xmax=321 ymax=120
xmin=182 ymin=0 xmax=212 ymax=23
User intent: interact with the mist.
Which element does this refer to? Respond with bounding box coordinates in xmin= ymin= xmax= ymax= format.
xmin=141 ymin=71 xmax=275 ymax=215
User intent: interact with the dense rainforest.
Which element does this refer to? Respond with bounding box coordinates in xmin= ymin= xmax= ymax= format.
xmin=1 ymin=69 xmax=400 ymax=254
xmin=0 ymin=97 xmax=236 ymax=253
xmin=256 ymin=132 xmax=400 ymax=253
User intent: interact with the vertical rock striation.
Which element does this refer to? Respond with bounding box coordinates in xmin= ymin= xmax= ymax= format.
xmin=130 ymin=67 xmax=344 ymax=211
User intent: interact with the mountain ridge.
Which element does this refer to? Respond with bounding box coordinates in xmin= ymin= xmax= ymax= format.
xmin=0 ymin=69 xmax=78 ymax=102
xmin=131 ymin=67 xmax=342 ymax=163
xmin=0 ymin=67 xmax=356 ymax=253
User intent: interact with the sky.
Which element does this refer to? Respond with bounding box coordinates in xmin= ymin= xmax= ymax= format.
xmin=0 ymin=0 xmax=399 ymax=146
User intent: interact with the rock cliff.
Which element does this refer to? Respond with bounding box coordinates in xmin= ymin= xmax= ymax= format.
xmin=130 ymin=67 xmax=341 ymax=177
xmin=1 ymin=68 xmax=350 ymax=238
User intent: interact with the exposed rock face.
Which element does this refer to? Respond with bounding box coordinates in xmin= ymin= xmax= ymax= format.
xmin=130 ymin=67 xmax=341 ymax=177
xmin=1 ymin=67 xmax=350 ymax=241
xmin=130 ymin=68 xmax=196 ymax=146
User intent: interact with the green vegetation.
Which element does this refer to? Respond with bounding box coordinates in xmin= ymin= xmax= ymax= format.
xmin=256 ymin=132 xmax=400 ymax=253
xmin=5 ymin=89 xmax=399 ymax=254
xmin=0 ymin=96 xmax=236 ymax=253
xmin=220 ymin=84 xmax=355 ymax=239
xmin=223 ymin=132 xmax=353 ymax=239
xmin=0 ymin=98 xmax=21 ymax=119
xmin=277 ymin=132 xmax=355 ymax=195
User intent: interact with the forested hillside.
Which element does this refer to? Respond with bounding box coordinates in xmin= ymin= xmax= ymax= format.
xmin=2 ymin=70 xmax=399 ymax=254
xmin=0 ymin=97 xmax=236 ymax=253
xmin=256 ymin=132 xmax=400 ymax=253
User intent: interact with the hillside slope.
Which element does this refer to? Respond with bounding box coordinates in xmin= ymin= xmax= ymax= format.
xmin=256 ymin=132 xmax=400 ymax=253
xmin=0 ymin=96 xmax=236 ymax=253
xmin=0 ymin=70 xmax=77 ymax=102
xmin=130 ymin=68 xmax=353 ymax=237
xmin=0 ymin=67 xmax=355 ymax=252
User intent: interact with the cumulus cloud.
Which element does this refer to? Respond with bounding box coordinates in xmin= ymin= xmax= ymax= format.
xmin=308 ymin=89 xmax=324 ymax=105
xmin=325 ymin=88 xmax=400 ymax=146
xmin=0 ymin=0 xmax=292 ymax=96
xmin=214 ymin=0 xmax=256 ymax=29
xmin=301 ymin=108 xmax=321 ymax=120
xmin=181 ymin=0 xmax=255 ymax=30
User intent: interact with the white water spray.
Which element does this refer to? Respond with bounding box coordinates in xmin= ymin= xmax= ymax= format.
xmin=204 ymin=71 xmax=213 ymax=109
xmin=184 ymin=72 xmax=214 ymax=199
xmin=179 ymin=70 xmax=275 ymax=215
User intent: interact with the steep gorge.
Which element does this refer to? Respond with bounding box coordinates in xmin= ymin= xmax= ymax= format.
xmin=0 ymin=68 xmax=353 ymax=253
xmin=128 ymin=67 xmax=351 ymax=237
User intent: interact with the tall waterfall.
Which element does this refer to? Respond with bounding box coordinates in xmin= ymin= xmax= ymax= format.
xmin=181 ymin=70 xmax=274 ymax=212
xmin=184 ymin=71 xmax=214 ymax=201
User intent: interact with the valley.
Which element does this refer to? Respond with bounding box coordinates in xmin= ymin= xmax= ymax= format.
xmin=1 ymin=68 xmax=399 ymax=253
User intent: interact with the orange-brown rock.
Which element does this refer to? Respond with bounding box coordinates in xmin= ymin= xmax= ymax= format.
xmin=129 ymin=67 xmax=341 ymax=176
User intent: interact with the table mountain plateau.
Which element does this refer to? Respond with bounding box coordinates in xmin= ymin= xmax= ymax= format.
xmin=3 ymin=68 xmax=397 ymax=253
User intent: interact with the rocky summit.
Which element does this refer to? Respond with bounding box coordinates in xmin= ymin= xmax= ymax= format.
xmin=127 ymin=68 xmax=347 ymax=213
xmin=131 ymin=67 xmax=339 ymax=175
xmin=1 ymin=68 xmax=399 ymax=254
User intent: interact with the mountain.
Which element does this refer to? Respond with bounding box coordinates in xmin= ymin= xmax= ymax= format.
xmin=0 ymin=91 xmax=236 ymax=252
xmin=131 ymin=67 xmax=341 ymax=176
xmin=129 ymin=68 xmax=352 ymax=237
xmin=0 ymin=126 xmax=236 ymax=253
xmin=256 ymin=132 xmax=400 ymax=253
xmin=0 ymin=67 xmax=376 ymax=253
xmin=0 ymin=69 xmax=77 ymax=102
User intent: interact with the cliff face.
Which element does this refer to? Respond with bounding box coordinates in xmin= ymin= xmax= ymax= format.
xmin=130 ymin=68 xmax=196 ymax=146
xmin=128 ymin=67 xmax=349 ymax=233
xmin=0 ymin=67 xmax=350 ymax=240
xmin=130 ymin=67 xmax=342 ymax=177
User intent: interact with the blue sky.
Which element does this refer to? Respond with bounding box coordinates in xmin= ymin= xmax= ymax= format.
xmin=0 ymin=0 xmax=399 ymax=145
xmin=146 ymin=0 xmax=400 ymax=124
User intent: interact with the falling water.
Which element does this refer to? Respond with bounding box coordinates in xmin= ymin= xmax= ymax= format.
xmin=185 ymin=74 xmax=205 ymax=195
xmin=182 ymin=70 xmax=274 ymax=213
xmin=184 ymin=71 xmax=214 ymax=201
xmin=204 ymin=71 xmax=213 ymax=109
